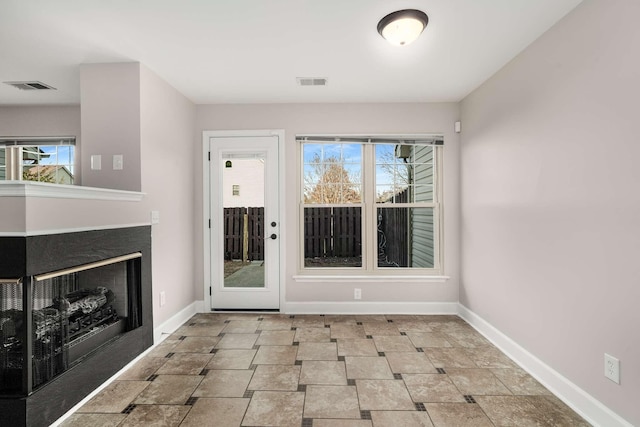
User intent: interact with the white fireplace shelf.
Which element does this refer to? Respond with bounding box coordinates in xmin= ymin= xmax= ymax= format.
xmin=0 ymin=182 xmax=145 ymax=201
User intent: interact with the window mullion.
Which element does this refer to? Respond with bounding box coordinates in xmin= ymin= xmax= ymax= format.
xmin=363 ymin=144 xmax=376 ymax=272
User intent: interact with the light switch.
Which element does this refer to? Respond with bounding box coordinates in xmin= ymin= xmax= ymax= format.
xmin=151 ymin=210 xmax=160 ymax=225
xmin=90 ymin=155 xmax=102 ymax=170
xmin=113 ymin=154 xmax=123 ymax=170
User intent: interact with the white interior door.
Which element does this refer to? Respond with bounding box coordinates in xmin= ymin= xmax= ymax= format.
xmin=209 ymin=134 xmax=280 ymax=310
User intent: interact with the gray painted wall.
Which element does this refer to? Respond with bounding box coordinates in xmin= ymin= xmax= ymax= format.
xmin=460 ymin=1 xmax=640 ymax=424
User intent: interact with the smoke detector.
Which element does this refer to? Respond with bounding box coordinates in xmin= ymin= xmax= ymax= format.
xmin=4 ymin=81 xmax=57 ymax=90
xmin=296 ymin=77 xmax=328 ymax=86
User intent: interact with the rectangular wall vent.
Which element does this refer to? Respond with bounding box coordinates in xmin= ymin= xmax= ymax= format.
xmin=296 ymin=77 xmax=328 ymax=86
xmin=4 ymin=81 xmax=57 ymax=91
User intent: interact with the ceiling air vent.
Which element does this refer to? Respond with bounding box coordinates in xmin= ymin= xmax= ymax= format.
xmin=296 ymin=77 xmax=327 ymax=87
xmin=4 ymin=81 xmax=57 ymax=91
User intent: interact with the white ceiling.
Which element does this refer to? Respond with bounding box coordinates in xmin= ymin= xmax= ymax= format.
xmin=0 ymin=0 xmax=582 ymax=106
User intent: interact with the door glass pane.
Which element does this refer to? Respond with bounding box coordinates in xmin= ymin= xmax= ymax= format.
xmin=222 ymin=154 xmax=266 ymax=288
xmin=377 ymin=207 xmax=434 ymax=268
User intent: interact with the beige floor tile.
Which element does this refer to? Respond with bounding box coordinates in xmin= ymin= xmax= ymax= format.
xmin=223 ymin=320 xmax=260 ymax=333
xmin=119 ymin=404 xmax=189 ymax=427
xmin=490 ymin=368 xmax=551 ymax=395
xmin=206 ymin=349 xmax=256 ymax=369
xmin=193 ymin=369 xmax=254 ymax=397
xmin=446 ymin=368 xmax=512 ymax=395
xmin=242 ymin=391 xmax=305 ymax=427
xmin=323 ymin=315 xmax=358 ymax=325
xmin=443 ymin=329 xmax=492 ymax=348
xmin=372 ymin=335 xmax=416 ymax=352
xmin=181 ymin=398 xmax=249 ymax=427
xmin=303 ymin=385 xmax=360 ymax=418
xmin=464 ymin=346 xmax=517 ymax=368
xmin=363 ymin=322 xmax=400 ymax=336
xmin=424 ymin=348 xmax=477 ymax=368
xmin=60 ymin=413 xmax=127 ymax=427
xmin=371 ymin=411 xmax=434 ymax=427
xmin=385 ymin=351 xmax=438 ymax=374
xmin=117 ymin=356 xmax=166 ymax=380
xmin=392 ymin=320 xmax=434 ymax=333
xmin=425 ymin=402 xmax=494 ymax=427
xmin=78 ymin=381 xmax=149 ymax=413
xmin=155 ymin=353 xmax=213 ymax=375
xmin=248 ymin=364 xmax=301 ymax=390
xmin=345 ymin=356 xmax=393 ymax=379
xmin=253 ymin=345 xmax=298 ymax=364
xmin=292 ymin=316 xmax=326 ymax=328
xmin=355 ymin=315 xmax=388 ymax=322
xmin=255 ymin=330 xmax=296 ymax=346
xmin=145 ymin=341 xmax=179 ymax=358
xmin=312 ymin=421 xmax=372 ymax=427
xmin=294 ymin=327 xmax=331 ymax=342
xmin=215 ymin=333 xmax=259 ymax=349
xmin=337 ymin=338 xmax=379 ymax=357
xmin=330 ymin=324 xmax=367 ymax=339
xmin=133 ymin=375 xmax=202 ymax=405
xmin=300 ymin=360 xmax=347 ymax=385
xmin=259 ymin=317 xmax=294 ymax=330
xmin=403 ymin=374 xmax=466 ymax=403
xmin=296 ymin=342 xmax=338 ymax=360
xmin=406 ymin=332 xmax=452 ymax=348
xmin=174 ymin=323 xmax=226 ymax=337
xmin=171 ymin=336 xmax=220 ymax=353
xmin=475 ymin=395 xmax=552 ymax=427
xmin=356 ymin=379 xmax=415 ymax=410
xmin=313 ymin=421 xmax=372 ymax=427
xmin=526 ymin=395 xmax=592 ymax=427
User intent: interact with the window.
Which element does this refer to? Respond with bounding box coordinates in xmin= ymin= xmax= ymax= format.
xmin=0 ymin=137 xmax=76 ymax=184
xmin=299 ymin=135 xmax=443 ymax=275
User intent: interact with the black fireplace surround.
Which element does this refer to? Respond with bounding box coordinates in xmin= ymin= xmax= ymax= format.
xmin=0 ymin=226 xmax=153 ymax=427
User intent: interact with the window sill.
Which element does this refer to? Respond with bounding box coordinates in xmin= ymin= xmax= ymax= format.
xmin=292 ymin=275 xmax=450 ymax=283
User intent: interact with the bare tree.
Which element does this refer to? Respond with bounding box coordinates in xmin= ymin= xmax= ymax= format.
xmin=304 ymin=154 xmax=360 ymax=203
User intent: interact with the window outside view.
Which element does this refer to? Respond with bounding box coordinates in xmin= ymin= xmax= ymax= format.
xmin=301 ymin=138 xmax=441 ymax=272
xmin=0 ymin=139 xmax=75 ymax=184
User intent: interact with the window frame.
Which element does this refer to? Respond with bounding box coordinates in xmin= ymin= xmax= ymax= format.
xmin=0 ymin=136 xmax=76 ymax=185
xmin=297 ymin=135 xmax=444 ymax=277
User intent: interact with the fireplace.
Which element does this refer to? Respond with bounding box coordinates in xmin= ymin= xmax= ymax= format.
xmin=0 ymin=226 xmax=152 ymax=427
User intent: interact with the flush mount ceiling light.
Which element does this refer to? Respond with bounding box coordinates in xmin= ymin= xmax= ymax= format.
xmin=377 ymin=9 xmax=429 ymax=46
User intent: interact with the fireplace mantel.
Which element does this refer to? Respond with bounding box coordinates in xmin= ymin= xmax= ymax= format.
xmin=0 ymin=181 xmax=145 ymax=201
xmin=0 ymin=182 xmax=149 ymax=236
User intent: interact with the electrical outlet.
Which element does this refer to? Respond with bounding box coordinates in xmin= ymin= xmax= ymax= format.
xmin=160 ymin=291 xmax=166 ymax=307
xmin=354 ymin=288 xmax=362 ymax=300
xmin=604 ymin=353 xmax=620 ymax=384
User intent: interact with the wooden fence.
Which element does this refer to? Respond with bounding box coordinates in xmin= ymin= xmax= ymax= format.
xmin=224 ymin=200 xmax=409 ymax=265
xmin=224 ymin=207 xmax=264 ymax=261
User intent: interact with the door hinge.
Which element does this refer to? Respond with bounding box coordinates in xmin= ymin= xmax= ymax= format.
xmin=208 ymin=152 xmax=211 ymax=161
xmin=209 ymin=286 xmax=212 ymax=296
xmin=208 ymin=219 xmax=211 ymax=228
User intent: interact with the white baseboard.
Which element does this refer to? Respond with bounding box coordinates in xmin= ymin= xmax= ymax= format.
xmin=457 ymin=304 xmax=633 ymax=427
xmin=285 ymin=301 xmax=458 ymax=315
xmin=153 ymin=301 xmax=199 ymax=343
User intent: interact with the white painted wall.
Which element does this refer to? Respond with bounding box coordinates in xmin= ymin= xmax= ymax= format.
xmin=80 ymin=63 xmax=141 ymax=192
xmin=196 ymin=103 xmax=460 ymax=305
xmin=0 ymin=105 xmax=82 ymax=183
xmin=140 ymin=65 xmax=196 ymax=327
xmin=460 ymin=1 xmax=640 ymax=425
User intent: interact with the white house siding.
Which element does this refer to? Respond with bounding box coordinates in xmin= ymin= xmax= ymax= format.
xmin=410 ymin=146 xmax=434 ymax=267
xmin=222 ymin=158 xmax=265 ymax=208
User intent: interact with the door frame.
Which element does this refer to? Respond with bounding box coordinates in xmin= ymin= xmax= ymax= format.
xmin=202 ymin=129 xmax=286 ymax=311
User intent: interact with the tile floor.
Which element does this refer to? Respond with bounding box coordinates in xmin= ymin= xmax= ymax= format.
xmin=60 ymin=314 xmax=590 ymax=427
